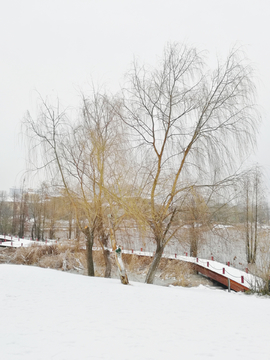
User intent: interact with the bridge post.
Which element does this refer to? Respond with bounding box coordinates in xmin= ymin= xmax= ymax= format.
xmin=228 ymin=278 xmax=231 ymax=292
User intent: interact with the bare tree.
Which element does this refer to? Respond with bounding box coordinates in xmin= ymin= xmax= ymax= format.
xmin=0 ymin=191 xmax=12 ymax=234
xmin=121 ymin=43 xmax=260 ymax=283
xmin=23 ymin=95 xmax=95 ymax=275
xmin=242 ymin=166 xmax=265 ymax=264
xmin=23 ymin=91 xmax=129 ymax=280
xmin=18 ymin=181 xmax=29 ymax=239
xmin=28 ymin=187 xmax=46 ymax=240
xmin=64 ymin=92 xmax=129 ymax=279
xmin=80 ymin=93 xmax=125 ymax=278
xmin=10 ymin=188 xmax=20 ymax=235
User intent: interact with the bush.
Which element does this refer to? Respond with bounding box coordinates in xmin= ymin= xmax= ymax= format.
xmin=12 ymin=241 xmax=87 ymax=273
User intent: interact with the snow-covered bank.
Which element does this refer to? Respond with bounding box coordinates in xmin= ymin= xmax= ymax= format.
xmin=0 ymin=234 xmax=57 ymax=248
xmin=1 ymin=265 xmax=269 ymax=360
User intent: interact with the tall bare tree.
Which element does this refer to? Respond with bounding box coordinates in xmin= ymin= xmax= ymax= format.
xmin=121 ymin=43 xmax=260 ymax=283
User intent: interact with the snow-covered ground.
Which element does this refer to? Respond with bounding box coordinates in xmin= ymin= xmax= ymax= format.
xmin=0 ymin=234 xmax=57 ymax=248
xmin=1 ymin=264 xmax=269 ymax=360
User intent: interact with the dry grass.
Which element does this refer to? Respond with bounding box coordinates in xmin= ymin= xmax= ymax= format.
xmin=159 ymin=258 xmax=194 ymax=277
xmin=123 ymin=254 xmax=152 ymax=274
xmin=158 ymin=258 xmax=195 ymax=287
xmin=0 ymin=247 xmax=16 ymax=264
xmin=10 ymin=241 xmax=87 ymax=273
xmin=93 ymin=250 xmax=106 ymax=268
xmin=13 ymin=244 xmax=60 ymax=265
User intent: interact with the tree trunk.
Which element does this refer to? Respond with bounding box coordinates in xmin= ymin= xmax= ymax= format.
xmin=115 ymin=246 xmax=129 ymax=284
xmin=108 ymin=217 xmax=129 ymax=284
xmin=190 ymin=227 xmax=198 ymax=257
xmin=75 ymin=223 xmax=80 ymax=240
xmin=145 ymin=243 xmax=164 ymax=284
xmin=103 ymin=248 xmax=111 ymax=278
xmin=31 ymin=222 xmax=35 ymax=239
xmin=49 ymin=219 xmax=55 ymax=239
xmin=190 ymin=239 xmax=198 ymax=257
xmin=253 ymin=181 xmax=258 ymax=264
xmin=68 ymin=214 xmax=72 ymax=239
xmin=100 ymin=233 xmax=112 ymax=278
xmin=84 ymin=226 xmax=95 ymax=276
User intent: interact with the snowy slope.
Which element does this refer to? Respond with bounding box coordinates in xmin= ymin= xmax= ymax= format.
xmin=1 ymin=264 xmax=269 ymax=360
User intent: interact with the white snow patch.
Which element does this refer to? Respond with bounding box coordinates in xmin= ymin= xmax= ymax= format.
xmin=0 ymin=264 xmax=269 ymax=360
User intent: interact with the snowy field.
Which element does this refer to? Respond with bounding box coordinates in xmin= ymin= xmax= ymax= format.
xmin=1 ymin=265 xmax=270 ymax=360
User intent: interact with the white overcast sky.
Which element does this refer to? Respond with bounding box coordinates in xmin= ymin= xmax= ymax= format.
xmin=1 ymin=0 xmax=270 ymax=193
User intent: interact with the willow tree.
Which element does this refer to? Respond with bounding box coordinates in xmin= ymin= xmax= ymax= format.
xmin=23 ymin=91 xmax=125 ymax=278
xmin=122 ymin=43 xmax=260 ymax=284
xmin=78 ymin=92 xmax=127 ymax=278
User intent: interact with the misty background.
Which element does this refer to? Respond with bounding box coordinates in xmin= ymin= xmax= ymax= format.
xmin=1 ymin=0 xmax=270 ymax=194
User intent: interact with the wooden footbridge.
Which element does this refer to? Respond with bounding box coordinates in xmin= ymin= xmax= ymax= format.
xmin=122 ymin=249 xmax=262 ymax=292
